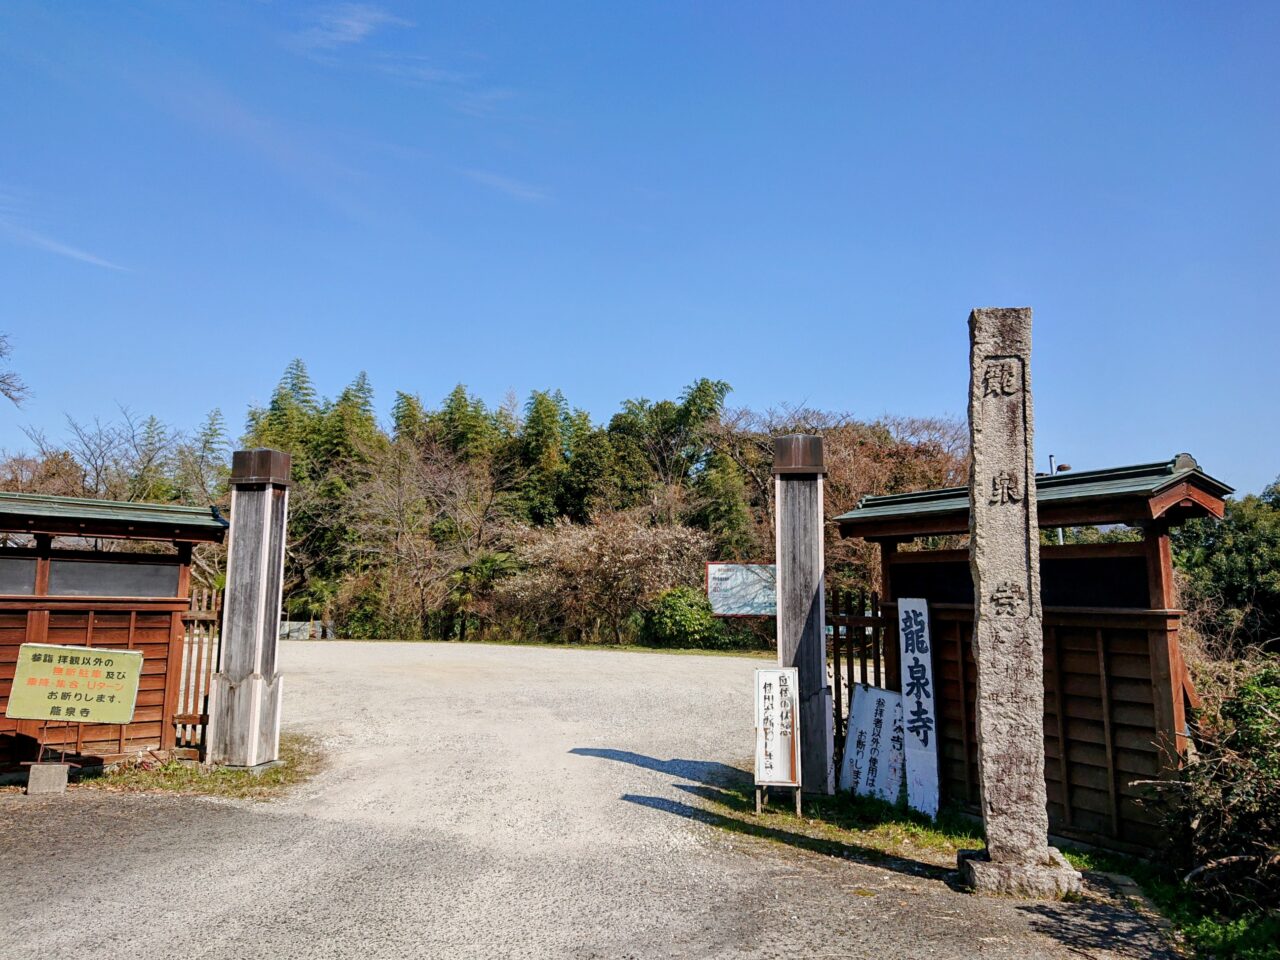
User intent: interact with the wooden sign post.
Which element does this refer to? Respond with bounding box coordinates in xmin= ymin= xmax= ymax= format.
xmin=773 ymin=434 xmax=834 ymax=796
xmin=754 ymin=667 xmax=802 ymax=815
xmin=208 ymin=449 xmax=291 ymax=770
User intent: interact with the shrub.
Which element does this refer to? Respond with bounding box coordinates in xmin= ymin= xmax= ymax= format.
xmin=642 ymin=587 xmax=727 ymax=648
xmin=1160 ymin=657 xmax=1280 ymax=926
xmin=640 ymin=586 xmax=763 ymax=650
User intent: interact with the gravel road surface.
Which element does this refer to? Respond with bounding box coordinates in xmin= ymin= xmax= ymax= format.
xmin=1 ymin=641 xmax=1174 ymax=959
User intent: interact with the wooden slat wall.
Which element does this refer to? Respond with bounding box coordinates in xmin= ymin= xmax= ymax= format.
xmin=1 ymin=600 xmax=188 ymax=769
xmin=913 ymin=604 xmax=1173 ymax=855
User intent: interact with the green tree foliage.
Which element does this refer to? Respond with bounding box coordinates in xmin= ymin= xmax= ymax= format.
xmin=390 ymin=391 xmax=428 ymax=444
xmin=1175 ymin=479 xmax=1280 ymax=651
xmin=689 ymin=451 xmax=754 ymax=559
xmin=244 ymin=362 xmax=390 ymax=618
xmin=558 ymin=424 xmax=620 ymax=523
xmin=432 ymin=384 xmax=503 ymax=462
xmin=4 ymin=360 xmax=984 ymax=646
xmin=520 ymin=390 xmax=570 ymax=524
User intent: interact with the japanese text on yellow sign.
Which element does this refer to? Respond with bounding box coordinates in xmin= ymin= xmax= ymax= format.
xmin=5 ymin=643 xmax=142 ymax=724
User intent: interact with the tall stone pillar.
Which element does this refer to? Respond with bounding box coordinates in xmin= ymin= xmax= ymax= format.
xmin=209 ymin=449 xmax=291 ymax=770
xmin=959 ymin=308 xmax=1081 ymax=898
xmin=774 ymin=434 xmax=834 ymax=795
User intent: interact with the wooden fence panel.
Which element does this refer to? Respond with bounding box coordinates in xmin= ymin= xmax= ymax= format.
xmin=826 ymin=589 xmax=886 ymax=757
xmin=174 ymin=586 xmax=222 ymax=754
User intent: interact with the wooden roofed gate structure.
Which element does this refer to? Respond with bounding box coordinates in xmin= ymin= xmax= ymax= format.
xmin=829 ymin=454 xmax=1232 ymax=857
xmin=0 ymin=492 xmax=227 ymax=773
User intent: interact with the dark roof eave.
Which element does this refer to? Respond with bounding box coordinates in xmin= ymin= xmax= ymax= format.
xmin=835 ymin=455 xmax=1233 ymax=539
xmin=0 ymin=492 xmax=228 ymax=543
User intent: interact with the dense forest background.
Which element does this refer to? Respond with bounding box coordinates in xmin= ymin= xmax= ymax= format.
xmin=2 ymin=358 xmax=1276 ymax=655
xmin=0 ymin=361 xmax=967 ymax=646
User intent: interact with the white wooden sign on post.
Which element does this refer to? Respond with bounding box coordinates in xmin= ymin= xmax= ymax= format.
xmin=837 ymin=684 xmax=904 ymax=802
xmin=898 ymin=598 xmax=940 ymax=817
xmin=754 ymin=667 xmax=801 ymax=787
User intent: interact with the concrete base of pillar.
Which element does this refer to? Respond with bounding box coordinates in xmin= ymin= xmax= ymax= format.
xmin=958 ymin=847 xmax=1083 ymax=899
xmin=208 ymin=672 xmax=283 ymax=769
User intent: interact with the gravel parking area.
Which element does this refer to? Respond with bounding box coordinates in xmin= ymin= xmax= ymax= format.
xmin=0 ymin=641 xmax=1174 ymax=959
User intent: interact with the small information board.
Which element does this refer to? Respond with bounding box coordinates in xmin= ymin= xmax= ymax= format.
xmin=708 ymin=563 xmax=777 ymax=616
xmin=6 ymin=643 xmax=143 ymax=725
xmin=754 ymin=667 xmax=801 ymax=787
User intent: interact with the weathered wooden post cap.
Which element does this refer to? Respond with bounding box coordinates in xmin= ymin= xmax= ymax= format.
xmin=230 ymin=448 xmax=292 ymax=487
xmin=772 ymin=434 xmax=827 ymax=475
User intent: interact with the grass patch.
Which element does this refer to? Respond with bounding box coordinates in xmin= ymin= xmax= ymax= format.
xmin=74 ymin=732 xmax=322 ymax=801
xmin=1058 ymin=847 xmax=1279 ymax=960
xmin=696 ymin=782 xmax=1277 ymax=960
xmin=685 ymin=777 xmax=982 ymax=871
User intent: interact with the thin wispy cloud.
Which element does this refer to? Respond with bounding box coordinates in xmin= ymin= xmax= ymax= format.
xmin=2 ymin=224 xmax=128 ymax=271
xmin=377 ymin=55 xmax=518 ymax=118
xmin=0 ymin=192 xmax=128 ymax=271
xmin=452 ymin=87 xmax=516 ymax=119
xmin=156 ymin=75 xmax=372 ymax=223
xmin=378 ymin=58 xmax=470 ymax=87
xmin=463 ymin=170 xmax=548 ymax=203
xmin=291 ymin=4 xmax=411 ymax=53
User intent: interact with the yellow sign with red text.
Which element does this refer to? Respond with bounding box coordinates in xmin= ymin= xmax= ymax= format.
xmin=5 ymin=643 xmax=142 ymax=724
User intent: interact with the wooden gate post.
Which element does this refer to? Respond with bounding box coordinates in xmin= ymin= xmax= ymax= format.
xmin=774 ymin=434 xmax=834 ymax=795
xmin=208 ymin=449 xmax=291 ymax=769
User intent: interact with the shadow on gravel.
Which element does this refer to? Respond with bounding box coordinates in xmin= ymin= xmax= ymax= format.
xmin=622 ymin=787 xmax=958 ymax=886
xmin=1015 ymin=900 xmax=1178 ymax=960
xmin=569 ymin=748 xmax=748 ymax=788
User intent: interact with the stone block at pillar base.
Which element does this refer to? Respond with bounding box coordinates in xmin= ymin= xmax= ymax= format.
xmin=26 ymin=762 xmax=70 ymax=795
xmin=958 ymin=847 xmax=1082 ymax=899
xmin=208 ymin=672 xmax=283 ymax=769
xmin=218 ymin=759 xmax=285 ymax=775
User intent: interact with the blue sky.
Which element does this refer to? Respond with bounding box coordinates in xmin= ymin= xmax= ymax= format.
xmin=1 ymin=2 xmax=1277 ymax=494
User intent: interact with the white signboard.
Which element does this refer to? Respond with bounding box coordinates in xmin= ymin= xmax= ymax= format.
xmin=838 ymin=685 xmax=904 ymax=802
xmin=708 ymin=563 xmax=777 ymax=617
xmin=898 ymin=598 xmax=940 ymax=817
xmin=754 ymin=667 xmax=801 ymax=786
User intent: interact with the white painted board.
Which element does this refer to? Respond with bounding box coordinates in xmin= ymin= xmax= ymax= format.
xmin=838 ymin=685 xmax=904 ymax=802
xmin=754 ymin=667 xmax=801 ymax=786
xmin=898 ymin=598 xmax=940 ymax=817
xmin=707 ymin=563 xmax=777 ymax=617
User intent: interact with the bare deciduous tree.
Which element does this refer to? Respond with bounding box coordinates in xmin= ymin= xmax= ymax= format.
xmin=499 ymin=511 xmax=711 ymax=643
xmin=0 ymin=333 xmax=28 ymax=406
xmin=340 ymin=436 xmax=516 ymax=637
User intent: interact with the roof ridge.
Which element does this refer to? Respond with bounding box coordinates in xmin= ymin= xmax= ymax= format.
xmin=838 ymin=455 xmax=1233 ymax=526
xmin=0 ymin=491 xmax=214 ymax=515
